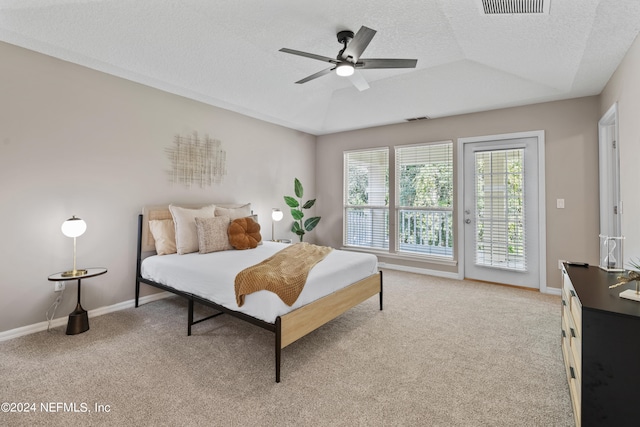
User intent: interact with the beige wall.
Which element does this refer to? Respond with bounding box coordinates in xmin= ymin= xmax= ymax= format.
xmin=316 ymin=97 xmax=601 ymax=290
xmin=0 ymin=41 xmax=316 ymax=334
xmin=600 ymin=33 xmax=640 ymax=263
xmin=4 ymin=31 xmax=632 ymax=334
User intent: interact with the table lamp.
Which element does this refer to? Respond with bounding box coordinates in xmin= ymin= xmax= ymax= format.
xmin=61 ymin=215 xmax=87 ymax=277
xmin=272 ymin=208 xmax=283 ymax=241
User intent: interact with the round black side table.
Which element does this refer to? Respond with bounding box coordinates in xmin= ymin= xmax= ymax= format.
xmin=48 ymin=267 xmax=107 ymax=335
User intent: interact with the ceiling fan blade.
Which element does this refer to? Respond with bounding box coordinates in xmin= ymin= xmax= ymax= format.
xmin=295 ymin=67 xmax=335 ymax=84
xmin=279 ymin=48 xmax=338 ymax=64
xmin=347 ymin=70 xmax=370 ymax=91
xmin=357 ymin=58 xmax=418 ymax=69
xmin=341 ymin=26 xmax=376 ymax=62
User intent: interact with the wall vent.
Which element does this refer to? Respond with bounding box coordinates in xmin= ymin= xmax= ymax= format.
xmin=481 ymin=0 xmax=550 ymax=14
xmin=405 ymin=116 xmax=430 ymax=122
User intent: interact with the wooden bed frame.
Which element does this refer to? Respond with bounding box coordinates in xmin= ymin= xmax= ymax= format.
xmin=134 ymin=205 xmax=383 ymax=382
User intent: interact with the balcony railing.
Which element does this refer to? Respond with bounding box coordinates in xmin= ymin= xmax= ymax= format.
xmin=398 ymin=208 xmax=453 ymax=256
xmin=345 ymin=207 xmax=453 ymax=256
xmin=345 ymin=207 xmax=389 ymax=249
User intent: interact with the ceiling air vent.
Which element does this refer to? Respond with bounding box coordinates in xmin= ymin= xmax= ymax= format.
xmin=405 ymin=116 xmax=430 ymax=122
xmin=481 ymin=0 xmax=550 ymax=14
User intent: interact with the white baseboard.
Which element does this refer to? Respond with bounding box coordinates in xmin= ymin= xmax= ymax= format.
xmin=1 ymin=271 xmax=561 ymax=343
xmin=543 ymin=287 xmax=561 ymax=296
xmin=379 ymin=261 xmax=562 ymax=296
xmin=0 ymin=291 xmax=172 ymax=343
xmin=377 ymin=261 xmax=460 ymax=280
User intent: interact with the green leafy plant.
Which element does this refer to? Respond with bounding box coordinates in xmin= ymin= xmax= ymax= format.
xmin=284 ymin=178 xmax=321 ymax=242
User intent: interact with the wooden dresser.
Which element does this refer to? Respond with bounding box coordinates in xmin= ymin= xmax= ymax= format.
xmin=561 ymin=263 xmax=640 ymax=427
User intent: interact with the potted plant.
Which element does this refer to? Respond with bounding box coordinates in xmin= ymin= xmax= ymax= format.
xmin=284 ymin=178 xmax=321 ymax=242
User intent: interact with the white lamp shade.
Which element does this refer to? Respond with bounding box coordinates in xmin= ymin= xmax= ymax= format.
xmin=61 ymin=216 xmax=87 ymax=238
xmin=336 ymin=62 xmax=355 ymax=77
xmin=272 ymin=209 xmax=284 ymax=222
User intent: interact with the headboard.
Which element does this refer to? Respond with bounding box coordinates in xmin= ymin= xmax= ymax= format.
xmin=140 ymin=203 xmax=251 ymax=253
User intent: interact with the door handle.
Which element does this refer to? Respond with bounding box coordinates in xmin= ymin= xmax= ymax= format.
xmin=465 ymin=219 xmax=471 ymax=224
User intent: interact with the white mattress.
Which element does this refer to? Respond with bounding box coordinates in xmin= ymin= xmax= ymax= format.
xmin=140 ymin=241 xmax=378 ymax=323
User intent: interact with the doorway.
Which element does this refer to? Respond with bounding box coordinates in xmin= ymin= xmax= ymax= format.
xmin=458 ymin=131 xmax=546 ymax=289
xmin=598 ymin=103 xmax=621 ymax=238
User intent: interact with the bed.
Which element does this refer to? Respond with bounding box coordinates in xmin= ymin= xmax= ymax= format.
xmin=135 ymin=204 xmax=383 ymax=382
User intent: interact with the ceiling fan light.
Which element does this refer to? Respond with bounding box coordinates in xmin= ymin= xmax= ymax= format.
xmin=336 ymin=62 xmax=355 ymax=77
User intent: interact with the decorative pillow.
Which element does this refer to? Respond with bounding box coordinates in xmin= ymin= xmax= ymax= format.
xmin=195 ymin=216 xmax=232 ymax=254
xmin=228 ymin=217 xmax=262 ymax=250
xmin=148 ymin=219 xmax=176 ymax=255
xmin=215 ymin=203 xmax=252 ymax=220
xmin=169 ymin=204 xmax=216 ymax=254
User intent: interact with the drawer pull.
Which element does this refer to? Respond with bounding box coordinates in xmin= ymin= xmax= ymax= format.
xmin=562 ymin=299 xmax=567 ymax=306
xmin=570 ymin=328 xmax=576 ymax=338
xmin=562 ymin=329 xmax=566 ymax=338
xmin=569 ymin=366 xmax=576 ymax=379
xmin=570 ymin=290 xmax=576 ymax=297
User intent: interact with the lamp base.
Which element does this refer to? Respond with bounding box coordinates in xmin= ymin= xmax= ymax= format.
xmin=61 ymin=269 xmax=88 ymax=278
xmin=66 ymin=304 xmax=89 ymax=335
xmin=619 ymin=289 xmax=640 ymax=302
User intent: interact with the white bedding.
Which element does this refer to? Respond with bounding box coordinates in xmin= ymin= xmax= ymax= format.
xmin=140 ymin=241 xmax=378 ymax=323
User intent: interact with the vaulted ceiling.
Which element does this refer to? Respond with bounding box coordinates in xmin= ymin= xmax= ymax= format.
xmin=1 ymin=0 xmax=639 ymax=135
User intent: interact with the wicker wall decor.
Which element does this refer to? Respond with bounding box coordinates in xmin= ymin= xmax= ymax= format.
xmin=166 ymin=132 xmax=226 ymax=187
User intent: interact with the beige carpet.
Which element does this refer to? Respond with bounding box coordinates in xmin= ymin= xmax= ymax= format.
xmin=0 ymin=270 xmax=574 ymax=426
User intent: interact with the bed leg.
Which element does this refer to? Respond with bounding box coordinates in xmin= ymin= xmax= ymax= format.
xmin=135 ymin=280 xmax=140 ymax=308
xmin=188 ymin=299 xmax=194 ymax=336
xmin=379 ymin=270 xmax=384 ymax=311
xmin=135 ymin=214 xmax=143 ymax=308
xmin=275 ymin=317 xmax=282 ymax=383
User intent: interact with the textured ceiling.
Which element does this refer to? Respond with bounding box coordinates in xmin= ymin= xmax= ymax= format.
xmin=1 ymin=0 xmax=639 ymax=135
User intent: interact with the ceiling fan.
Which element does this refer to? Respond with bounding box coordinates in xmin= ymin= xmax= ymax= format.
xmin=279 ymin=26 xmax=417 ymax=91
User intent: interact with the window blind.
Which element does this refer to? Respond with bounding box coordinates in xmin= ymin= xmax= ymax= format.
xmin=395 ymin=142 xmax=453 ymax=257
xmin=344 ymin=148 xmax=389 ymax=250
xmin=474 ymin=149 xmax=526 ymax=270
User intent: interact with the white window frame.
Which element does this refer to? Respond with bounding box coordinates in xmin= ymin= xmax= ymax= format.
xmin=343 ymin=142 xmax=455 ymax=263
xmin=395 ymin=141 xmax=454 ymax=259
xmin=343 ymin=147 xmax=390 ymax=251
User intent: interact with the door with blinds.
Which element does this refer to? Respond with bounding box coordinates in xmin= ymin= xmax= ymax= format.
xmin=462 ymin=136 xmax=540 ymax=288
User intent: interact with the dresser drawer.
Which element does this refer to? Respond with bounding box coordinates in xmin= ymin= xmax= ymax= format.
xmin=563 ymin=270 xmax=582 ymax=336
xmin=569 ymin=290 xmax=582 ymax=335
xmin=562 ymin=336 xmax=581 ymax=426
xmin=563 ymin=310 xmax=581 ymax=377
xmin=562 ymin=336 xmax=581 ymax=396
xmin=561 ymin=312 xmax=570 ymax=346
xmin=562 ymin=278 xmax=572 ymax=307
xmin=568 ymin=324 xmax=582 ymax=376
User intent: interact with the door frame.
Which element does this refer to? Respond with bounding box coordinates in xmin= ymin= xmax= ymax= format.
xmin=456 ymin=130 xmax=548 ymax=293
xmin=598 ymin=103 xmax=621 ymax=238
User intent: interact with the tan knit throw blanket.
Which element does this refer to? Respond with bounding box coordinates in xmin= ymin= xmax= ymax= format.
xmin=235 ymin=242 xmax=333 ymax=307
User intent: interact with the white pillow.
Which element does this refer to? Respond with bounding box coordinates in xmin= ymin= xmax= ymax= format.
xmin=169 ymin=204 xmax=216 ymax=254
xmin=215 ymin=203 xmax=252 ymax=220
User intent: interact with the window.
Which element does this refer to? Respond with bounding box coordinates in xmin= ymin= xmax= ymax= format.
xmin=474 ymin=148 xmax=525 ymax=270
xmin=396 ymin=142 xmax=453 ymax=257
xmin=343 ymin=141 xmax=454 ymax=259
xmin=344 ymin=148 xmax=389 ymax=250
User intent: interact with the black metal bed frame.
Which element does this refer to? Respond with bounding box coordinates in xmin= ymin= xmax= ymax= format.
xmin=134 ymin=214 xmax=383 ymax=382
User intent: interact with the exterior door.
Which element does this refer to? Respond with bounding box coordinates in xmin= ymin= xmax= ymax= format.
xmin=462 ymin=136 xmax=540 ymax=288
